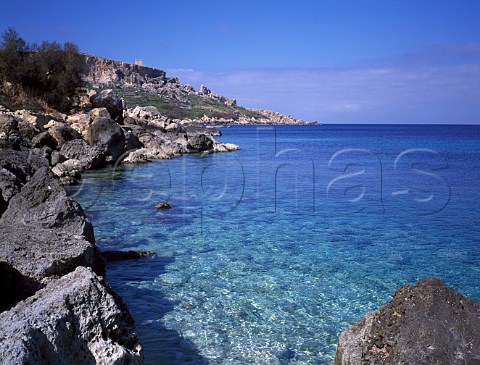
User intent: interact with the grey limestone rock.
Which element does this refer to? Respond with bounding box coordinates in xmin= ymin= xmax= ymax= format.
xmin=0 ymin=114 xmax=18 ymax=133
xmin=188 ymin=133 xmax=214 ymax=152
xmin=130 ymin=105 xmax=161 ymax=120
xmin=60 ymin=139 xmax=106 ymax=170
xmin=0 ymin=166 xmax=95 ymax=243
xmin=0 ymin=167 xmax=21 ymax=217
xmin=331 ymin=278 xmax=480 ymax=365
xmin=124 ymin=130 xmax=143 ymax=151
xmin=47 ymin=123 xmax=81 ymax=147
xmin=0 ymin=266 xmax=143 ymax=365
xmin=86 ymin=117 xmax=125 ymax=163
xmin=32 ymin=131 xmax=58 ymax=150
xmin=0 ymin=224 xmax=102 ymax=284
xmin=0 ymin=148 xmax=45 ymax=185
xmin=90 ymin=89 xmax=124 ymax=122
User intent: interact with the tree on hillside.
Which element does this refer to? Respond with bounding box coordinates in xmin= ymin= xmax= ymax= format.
xmin=0 ymin=27 xmax=84 ymax=112
xmin=0 ymin=27 xmax=29 ymax=85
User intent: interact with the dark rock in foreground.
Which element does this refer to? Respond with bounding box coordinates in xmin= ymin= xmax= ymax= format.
xmin=0 ymin=266 xmax=143 ymax=365
xmin=0 ymin=166 xmax=96 ymax=243
xmin=331 ymin=278 xmax=480 ymax=365
xmin=0 ymin=224 xmax=101 ymax=283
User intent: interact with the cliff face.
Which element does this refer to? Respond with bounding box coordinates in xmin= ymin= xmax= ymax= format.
xmin=82 ymin=54 xmax=235 ymax=106
xmin=83 ymin=54 xmax=166 ymax=88
xmin=81 ymin=55 xmax=312 ymax=124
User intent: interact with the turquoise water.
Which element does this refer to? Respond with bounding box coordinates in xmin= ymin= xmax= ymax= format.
xmin=69 ymin=125 xmax=480 ymax=364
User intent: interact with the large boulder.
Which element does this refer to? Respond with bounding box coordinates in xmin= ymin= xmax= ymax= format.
xmin=32 ymin=131 xmax=58 ymax=150
xmin=89 ymin=107 xmax=111 ymax=121
xmin=0 ymin=114 xmax=19 ymax=135
xmin=0 ymin=167 xmax=95 ymax=243
xmin=124 ymin=130 xmax=144 ymax=151
xmin=0 ymin=266 xmax=143 ymax=365
xmin=51 ymin=159 xmax=84 ymax=185
xmin=86 ymin=117 xmax=125 ymax=163
xmin=0 ymin=148 xmax=46 ymax=184
xmin=0 ymin=114 xmax=40 ymax=140
xmin=331 ymin=278 xmax=480 ymax=365
xmin=67 ymin=112 xmax=91 ymax=138
xmin=212 ymin=141 xmax=240 ymax=153
xmin=90 ymin=89 xmax=124 ymax=122
xmin=130 ymin=105 xmax=161 ymax=120
xmin=187 ymin=133 xmax=214 ymax=152
xmin=47 ymin=123 xmax=81 ymax=147
xmin=12 ymin=109 xmax=45 ymax=132
xmin=0 ymin=261 xmax=39 ymax=312
xmin=122 ymin=144 xmax=178 ymax=163
xmin=60 ymin=139 xmax=106 ymax=170
xmin=0 ymin=167 xmax=22 ymax=217
xmin=0 ymin=224 xmax=103 ymax=307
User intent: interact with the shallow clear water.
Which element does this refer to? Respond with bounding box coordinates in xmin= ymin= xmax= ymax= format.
xmin=69 ymin=125 xmax=480 ymax=364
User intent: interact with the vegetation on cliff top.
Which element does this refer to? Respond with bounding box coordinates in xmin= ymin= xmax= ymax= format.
xmin=115 ymin=87 xmax=262 ymax=121
xmin=0 ymin=27 xmax=83 ymax=112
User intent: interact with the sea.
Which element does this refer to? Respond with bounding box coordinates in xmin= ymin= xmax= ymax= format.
xmin=68 ymin=124 xmax=480 ymax=365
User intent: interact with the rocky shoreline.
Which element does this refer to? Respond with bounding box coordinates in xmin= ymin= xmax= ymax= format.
xmin=0 ymin=86 xmax=239 ymax=363
xmin=1 ymin=57 xmax=479 ymax=364
xmin=82 ymin=54 xmax=316 ymax=126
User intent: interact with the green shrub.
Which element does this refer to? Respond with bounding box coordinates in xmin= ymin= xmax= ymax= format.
xmin=0 ymin=27 xmax=83 ymax=112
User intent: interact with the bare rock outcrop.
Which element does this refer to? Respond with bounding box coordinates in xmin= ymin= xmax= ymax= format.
xmin=86 ymin=117 xmax=126 ymax=163
xmin=238 ymin=108 xmax=309 ymax=125
xmin=59 ymin=139 xmax=106 ymax=170
xmin=198 ymin=84 xmax=237 ymax=106
xmin=0 ymin=224 xmax=101 ymax=284
xmin=0 ymin=144 xmax=140 ymax=364
xmin=90 ymin=89 xmax=124 ymax=122
xmin=83 ymin=54 xmax=166 ymax=87
xmin=331 ymin=278 xmax=480 ymax=365
xmin=0 ymin=266 xmax=143 ymax=365
xmin=0 ymin=110 xmax=147 ymax=364
xmin=47 ymin=123 xmax=81 ymax=147
xmin=0 ymin=166 xmax=95 ymax=243
xmin=0 ymin=166 xmax=21 ymax=216
xmin=121 ymin=110 xmax=239 ymax=163
xmin=82 ymin=55 xmax=237 ymax=107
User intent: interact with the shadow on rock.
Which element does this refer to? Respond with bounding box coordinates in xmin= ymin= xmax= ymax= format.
xmin=106 ymin=255 xmax=210 ymax=365
xmin=0 ymin=261 xmax=40 ymax=312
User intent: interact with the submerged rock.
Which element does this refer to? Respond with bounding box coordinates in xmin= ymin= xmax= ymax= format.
xmin=102 ymin=250 xmax=156 ymax=262
xmin=0 ymin=266 xmax=143 ymax=364
xmin=331 ymin=278 xmax=480 ymax=365
xmin=155 ymin=202 xmax=173 ymax=209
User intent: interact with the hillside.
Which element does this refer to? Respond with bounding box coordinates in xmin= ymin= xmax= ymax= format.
xmin=82 ymin=54 xmax=311 ymax=125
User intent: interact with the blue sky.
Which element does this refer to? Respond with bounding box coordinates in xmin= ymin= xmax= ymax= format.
xmin=2 ymin=0 xmax=480 ymax=123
